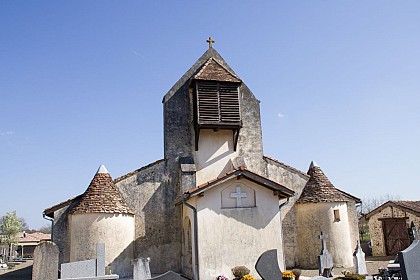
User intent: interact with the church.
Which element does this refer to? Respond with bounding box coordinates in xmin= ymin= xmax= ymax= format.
xmin=44 ymin=40 xmax=361 ymax=279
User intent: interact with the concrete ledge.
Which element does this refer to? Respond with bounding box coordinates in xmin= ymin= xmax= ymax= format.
xmin=59 ymin=275 xmax=119 ymax=280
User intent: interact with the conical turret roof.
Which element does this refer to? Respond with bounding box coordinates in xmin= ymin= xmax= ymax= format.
xmin=70 ymin=165 xmax=134 ymax=215
xmin=297 ymin=161 xmax=361 ymax=204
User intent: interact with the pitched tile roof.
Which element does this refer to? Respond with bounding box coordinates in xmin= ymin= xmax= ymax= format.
xmin=70 ymin=165 xmax=134 ymax=215
xmin=297 ymin=161 xmax=361 ymax=204
xmin=193 ymin=58 xmax=241 ymax=83
xmin=176 ymin=166 xmax=295 ymax=204
xmin=19 ymin=232 xmax=51 ymax=243
xmin=365 ymin=200 xmax=420 ymax=219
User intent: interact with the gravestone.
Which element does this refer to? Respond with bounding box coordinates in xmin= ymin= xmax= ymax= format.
xmin=317 ymin=232 xmax=333 ymax=277
xmin=133 ymin=257 xmax=151 ymax=280
xmin=60 ymin=243 xmax=118 ymax=280
xmin=398 ymin=240 xmax=420 ymax=280
xmin=32 ymin=241 xmax=59 ymax=280
xmin=353 ymin=240 xmax=367 ymax=275
xmin=255 ymin=249 xmax=282 ymax=280
xmin=150 ymin=270 xmax=182 ymax=280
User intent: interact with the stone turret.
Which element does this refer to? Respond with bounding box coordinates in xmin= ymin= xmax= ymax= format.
xmin=68 ymin=165 xmax=135 ymax=277
xmin=296 ymin=161 xmax=361 ymax=268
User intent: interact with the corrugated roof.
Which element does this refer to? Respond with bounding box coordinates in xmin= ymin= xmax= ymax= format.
xmin=297 ymin=162 xmax=361 ymax=204
xmin=70 ymin=166 xmax=134 ymax=215
xmin=193 ymin=58 xmax=241 ymax=83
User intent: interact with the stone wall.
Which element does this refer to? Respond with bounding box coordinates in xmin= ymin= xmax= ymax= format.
xmin=52 ymin=197 xmax=81 ymax=265
xmin=115 ymin=160 xmax=182 ymax=274
xmin=368 ymin=206 xmax=420 ymax=256
xmin=264 ymin=157 xmax=309 ymax=268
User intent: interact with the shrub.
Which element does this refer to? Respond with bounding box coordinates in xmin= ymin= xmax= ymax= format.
xmin=231 ymin=266 xmax=250 ymax=279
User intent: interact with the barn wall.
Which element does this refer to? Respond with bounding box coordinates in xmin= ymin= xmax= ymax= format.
xmin=368 ymin=206 xmax=420 ymax=256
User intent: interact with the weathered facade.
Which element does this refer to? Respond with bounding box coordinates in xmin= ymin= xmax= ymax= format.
xmin=44 ymin=45 xmax=361 ymax=279
xmin=365 ymin=201 xmax=420 ymax=256
xmin=295 ymin=162 xmax=361 ymax=268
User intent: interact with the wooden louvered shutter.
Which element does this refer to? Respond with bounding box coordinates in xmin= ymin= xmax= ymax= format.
xmin=219 ymin=83 xmax=240 ymax=123
xmin=196 ymin=81 xmax=240 ymax=125
xmin=197 ymin=82 xmax=219 ymax=123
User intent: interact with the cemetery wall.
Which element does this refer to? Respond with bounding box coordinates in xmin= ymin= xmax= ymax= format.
xmin=368 ymin=206 xmax=420 ymax=256
xmin=265 ymin=158 xmax=309 ymax=267
xmin=69 ymin=213 xmax=134 ymax=277
xmin=296 ymin=202 xmax=354 ymax=268
xmin=115 ymin=160 xmax=183 ymax=274
xmin=190 ymin=177 xmax=284 ymax=280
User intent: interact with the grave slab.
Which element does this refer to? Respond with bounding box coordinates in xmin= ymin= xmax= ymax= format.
xmin=32 ymin=241 xmax=59 ymax=280
xmin=255 ymin=249 xmax=282 ymax=280
xmin=399 ymin=239 xmax=420 ymax=280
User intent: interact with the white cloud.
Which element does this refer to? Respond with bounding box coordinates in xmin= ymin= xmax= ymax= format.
xmin=0 ymin=131 xmax=14 ymax=136
xmin=277 ymin=113 xmax=285 ymax=118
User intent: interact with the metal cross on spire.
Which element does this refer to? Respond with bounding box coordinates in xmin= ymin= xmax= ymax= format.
xmin=207 ymin=37 xmax=215 ymax=48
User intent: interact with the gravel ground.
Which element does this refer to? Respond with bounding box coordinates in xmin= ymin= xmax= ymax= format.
xmin=297 ymin=256 xmax=394 ymax=278
xmin=0 ymin=256 xmax=396 ymax=280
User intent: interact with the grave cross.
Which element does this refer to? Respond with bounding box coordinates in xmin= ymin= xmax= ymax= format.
xmin=230 ymin=186 xmax=247 ymax=207
xmin=319 ymin=232 xmax=329 ymax=253
xmin=207 ymin=37 xmax=215 ymax=48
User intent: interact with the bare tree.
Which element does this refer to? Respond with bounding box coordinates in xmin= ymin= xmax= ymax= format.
xmin=360 ymin=194 xmax=401 ymax=215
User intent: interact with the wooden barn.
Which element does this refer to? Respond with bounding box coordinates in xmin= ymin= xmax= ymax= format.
xmin=365 ymin=201 xmax=420 ymax=256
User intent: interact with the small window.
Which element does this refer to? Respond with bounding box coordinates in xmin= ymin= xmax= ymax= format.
xmin=334 ymin=209 xmax=340 ymax=222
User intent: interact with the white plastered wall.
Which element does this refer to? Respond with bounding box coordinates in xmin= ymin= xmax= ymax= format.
xmin=195 ymin=129 xmax=238 ymax=185
xmin=69 ymin=213 xmax=135 ymax=277
xmin=183 ymin=178 xmax=284 ymax=280
xmin=296 ymin=202 xmax=353 ymax=268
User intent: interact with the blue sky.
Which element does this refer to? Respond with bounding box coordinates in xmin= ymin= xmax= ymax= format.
xmin=1 ymin=1 xmax=420 ymax=229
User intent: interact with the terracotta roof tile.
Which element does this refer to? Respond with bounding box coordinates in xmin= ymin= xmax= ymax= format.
xmin=193 ymin=58 xmax=241 ymax=83
xmin=19 ymin=232 xmax=51 ymax=243
xmin=391 ymin=201 xmax=420 ymax=213
xmin=70 ymin=169 xmax=134 ymax=215
xmin=297 ymin=163 xmax=360 ymax=204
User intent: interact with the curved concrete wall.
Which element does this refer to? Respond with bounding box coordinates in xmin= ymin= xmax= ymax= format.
xmin=69 ymin=213 xmax=135 ymax=277
xmin=296 ymin=202 xmax=353 ymax=268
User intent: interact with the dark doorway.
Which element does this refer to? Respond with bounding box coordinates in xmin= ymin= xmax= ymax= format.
xmin=381 ymin=218 xmax=410 ymax=256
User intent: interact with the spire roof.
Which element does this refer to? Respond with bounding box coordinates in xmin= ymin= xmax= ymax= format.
xmin=193 ymin=58 xmax=241 ymax=83
xmin=70 ymin=165 xmax=134 ymax=215
xmin=163 ymin=47 xmax=241 ymax=103
xmin=297 ymin=162 xmax=361 ymax=204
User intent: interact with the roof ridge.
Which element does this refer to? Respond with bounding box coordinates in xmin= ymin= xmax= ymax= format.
xmin=70 ymin=167 xmax=134 ymax=215
xmin=114 ymin=159 xmax=165 ymax=183
xmin=263 ymin=156 xmax=309 ymax=178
